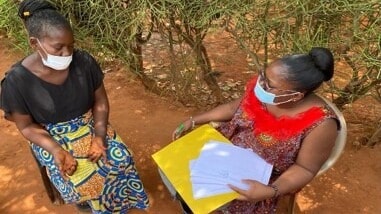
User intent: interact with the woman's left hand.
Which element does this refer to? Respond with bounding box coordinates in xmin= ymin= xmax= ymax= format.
xmin=172 ymin=119 xmax=193 ymax=140
xmin=88 ymin=136 xmax=107 ymax=163
xmin=228 ymin=179 xmax=275 ymax=202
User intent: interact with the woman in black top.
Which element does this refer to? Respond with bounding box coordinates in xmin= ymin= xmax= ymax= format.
xmin=0 ymin=0 xmax=149 ymax=213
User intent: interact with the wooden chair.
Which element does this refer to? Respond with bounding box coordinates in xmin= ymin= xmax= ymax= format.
xmin=288 ymin=97 xmax=347 ymax=213
xmin=3 ymin=114 xmax=65 ymax=205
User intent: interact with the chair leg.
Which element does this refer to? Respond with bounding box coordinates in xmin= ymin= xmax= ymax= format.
xmin=288 ymin=193 xmax=296 ymax=214
xmin=176 ymin=193 xmax=193 ymax=214
xmin=39 ymin=166 xmax=65 ymax=205
xmin=158 ymin=169 xmax=192 ymax=213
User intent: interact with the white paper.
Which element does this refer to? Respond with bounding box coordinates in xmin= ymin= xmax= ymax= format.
xmin=190 ymin=140 xmax=273 ymax=199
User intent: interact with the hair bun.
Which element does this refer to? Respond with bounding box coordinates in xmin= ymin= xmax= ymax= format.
xmin=18 ymin=0 xmax=56 ymax=21
xmin=309 ymin=47 xmax=334 ymax=81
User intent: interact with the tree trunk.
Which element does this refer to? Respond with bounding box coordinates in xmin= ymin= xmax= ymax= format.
xmin=194 ymin=32 xmax=223 ymax=104
xmin=367 ymin=125 xmax=381 ymax=146
xmin=130 ymin=34 xmax=161 ymax=94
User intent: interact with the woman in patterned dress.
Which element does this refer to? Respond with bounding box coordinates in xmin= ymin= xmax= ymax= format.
xmin=0 ymin=0 xmax=149 ymax=213
xmin=173 ymin=47 xmax=340 ymax=213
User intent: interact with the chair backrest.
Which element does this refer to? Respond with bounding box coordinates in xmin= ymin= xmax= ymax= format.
xmin=317 ymin=96 xmax=347 ymax=176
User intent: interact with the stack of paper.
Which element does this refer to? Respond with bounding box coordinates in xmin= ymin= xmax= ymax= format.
xmin=152 ymin=124 xmax=239 ymax=214
xmin=190 ymin=140 xmax=273 ymax=199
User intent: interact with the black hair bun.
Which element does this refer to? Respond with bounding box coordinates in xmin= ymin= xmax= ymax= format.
xmin=309 ymin=47 xmax=334 ymax=81
xmin=18 ymin=0 xmax=56 ymax=21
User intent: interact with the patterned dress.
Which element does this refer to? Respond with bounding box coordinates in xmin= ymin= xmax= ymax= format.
xmin=30 ymin=111 xmax=149 ymax=213
xmin=0 ymin=50 xmax=149 ymax=213
xmin=216 ymin=78 xmax=338 ymax=214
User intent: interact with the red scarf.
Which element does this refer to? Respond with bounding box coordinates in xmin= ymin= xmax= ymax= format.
xmin=241 ymin=77 xmax=326 ymax=141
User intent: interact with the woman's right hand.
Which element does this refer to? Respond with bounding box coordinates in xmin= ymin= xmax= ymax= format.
xmin=52 ymin=148 xmax=77 ymax=180
xmin=172 ymin=119 xmax=193 ymax=140
xmin=228 ymin=179 xmax=276 ymax=202
xmin=11 ymin=113 xmax=78 ymax=180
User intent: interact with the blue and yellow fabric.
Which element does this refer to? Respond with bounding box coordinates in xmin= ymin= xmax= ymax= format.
xmin=31 ymin=112 xmax=149 ymax=213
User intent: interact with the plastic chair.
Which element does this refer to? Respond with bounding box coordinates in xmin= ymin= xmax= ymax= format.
xmin=288 ymin=97 xmax=347 ymax=213
xmin=158 ymin=97 xmax=347 ymax=214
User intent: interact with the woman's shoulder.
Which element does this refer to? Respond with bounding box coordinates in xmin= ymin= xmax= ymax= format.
xmin=300 ymin=94 xmax=332 ymax=112
xmin=305 ymin=94 xmax=337 ymax=112
xmin=305 ymin=93 xmax=326 ymax=105
xmin=2 ymin=61 xmax=28 ymax=82
xmin=303 ymin=94 xmax=340 ymax=128
xmin=73 ymin=49 xmax=96 ymax=62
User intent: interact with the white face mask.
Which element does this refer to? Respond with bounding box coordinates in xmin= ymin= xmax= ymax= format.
xmin=254 ymin=78 xmax=301 ymax=105
xmin=37 ymin=39 xmax=72 ymax=70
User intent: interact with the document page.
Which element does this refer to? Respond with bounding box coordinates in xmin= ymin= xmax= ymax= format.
xmin=190 ymin=140 xmax=273 ymax=199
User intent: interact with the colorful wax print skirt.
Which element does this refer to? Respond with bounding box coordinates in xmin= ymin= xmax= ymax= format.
xmin=30 ymin=112 xmax=149 ymax=213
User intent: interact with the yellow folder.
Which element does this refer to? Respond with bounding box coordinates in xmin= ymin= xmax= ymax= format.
xmin=152 ymin=124 xmax=238 ymax=214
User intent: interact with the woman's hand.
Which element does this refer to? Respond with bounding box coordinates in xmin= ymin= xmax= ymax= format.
xmin=172 ymin=119 xmax=193 ymax=140
xmin=88 ymin=136 xmax=107 ymax=163
xmin=228 ymin=179 xmax=275 ymax=202
xmin=51 ymin=148 xmax=77 ymax=180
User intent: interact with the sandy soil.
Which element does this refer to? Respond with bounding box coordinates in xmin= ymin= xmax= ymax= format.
xmin=0 ymin=38 xmax=380 ymax=214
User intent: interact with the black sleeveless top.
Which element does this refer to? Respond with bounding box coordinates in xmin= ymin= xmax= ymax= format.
xmin=0 ymin=50 xmax=104 ymax=124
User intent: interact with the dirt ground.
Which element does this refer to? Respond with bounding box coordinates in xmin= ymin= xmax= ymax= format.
xmin=0 ymin=36 xmax=380 ymax=214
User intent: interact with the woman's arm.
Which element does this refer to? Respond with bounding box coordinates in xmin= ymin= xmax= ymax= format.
xmin=89 ymin=83 xmax=109 ymax=162
xmin=172 ymin=98 xmax=242 ymax=139
xmin=192 ymin=98 xmax=242 ymax=125
xmin=271 ymin=118 xmax=338 ymax=195
xmin=92 ymin=83 xmax=109 ymax=140
xmin=11 ymin=112 xmax=77 ymax=178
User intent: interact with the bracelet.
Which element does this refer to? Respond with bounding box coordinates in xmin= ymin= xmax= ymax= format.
xmin=176 ymin=123 xmax=185 ymax=133
xmin=189 ymin=116 xmax=196 ymax=129
xmin=268 ymin=184 xmax=279 ymax=198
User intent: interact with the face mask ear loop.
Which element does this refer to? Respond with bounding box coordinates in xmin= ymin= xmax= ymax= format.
xmin=36 ymin=39 xmax=48 ymax=55
xmin=275 ymin=91 xmax=302 ymax=98
xmin=273 ymin=91 xmax=304 ymax=105
xmin=36 ymin=39 xmax=50 ymax=63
